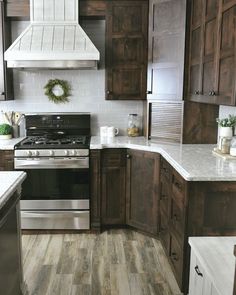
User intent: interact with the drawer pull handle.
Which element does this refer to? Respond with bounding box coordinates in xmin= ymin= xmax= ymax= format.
xmin=171 ymin=252 xmax=179 ymax=261
xmin=195 ymin=265 xmax=203 ymax=277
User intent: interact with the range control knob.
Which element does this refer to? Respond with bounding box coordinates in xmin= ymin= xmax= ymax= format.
xmin=27 ymin=151 xmax=32 ymax=157
xmin=49 ymin=150 xmax=54 ymax=156
xmin=71 ymin=150 xmax=76 ymax=156
xmin=64 ymin=150 xmax=69 ymax=156
xmin=34 ymin=151 xmax=39 ymax=157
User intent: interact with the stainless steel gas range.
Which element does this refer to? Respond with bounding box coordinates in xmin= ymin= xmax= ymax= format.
xmin=14 ymin=113 xmax=91 ymax=230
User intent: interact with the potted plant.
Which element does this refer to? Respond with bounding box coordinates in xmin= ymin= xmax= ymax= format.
xmin=216 ymin=115 xmax=236 ymax=137
xmin=0 ymin=124 xmax=12 ymax=140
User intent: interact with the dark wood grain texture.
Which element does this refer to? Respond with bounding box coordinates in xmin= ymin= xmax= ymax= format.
xmin=182 ymin=101 xmax=219 ymax=144
xmin=0 ymin=150 xmax=14 ymax=170
xmin=90 ymin=150 xmax=101 ymax=230
xmin=147 ymin=0 xmax=186 ymax=101
xmin=101 ymin=149 xmax=126 ymax=225
xmin=0 ymin=0 xmax=13 ymax=100
xmin=126 ymin=150 xmax=160 ymax=235
xmin=106 ymin=1 xmax=148 ymax=100
xmin=186 ymin=0 xmax=236 ymax=105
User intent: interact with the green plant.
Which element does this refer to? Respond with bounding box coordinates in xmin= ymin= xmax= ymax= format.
xmin=0 ymin=124 xmax=12 ymax=135
xmin=44 ymin=79 xmax=71 ymax=104
xmin=216 ymin=115 xmax=236 ymax=127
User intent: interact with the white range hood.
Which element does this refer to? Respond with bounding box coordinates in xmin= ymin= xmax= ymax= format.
xmin=4 ymin=0 xmax=100 ymax=69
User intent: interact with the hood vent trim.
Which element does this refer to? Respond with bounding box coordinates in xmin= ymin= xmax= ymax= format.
xmin=4 ymin=0 xmax=100 ymax=69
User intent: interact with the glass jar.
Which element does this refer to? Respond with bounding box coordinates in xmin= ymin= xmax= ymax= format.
xmin=127 ymin=114 xmax=140 ymax=137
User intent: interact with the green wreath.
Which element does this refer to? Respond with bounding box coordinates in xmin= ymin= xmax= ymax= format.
xmin=44 ymin=79 xmax=71 ymax=103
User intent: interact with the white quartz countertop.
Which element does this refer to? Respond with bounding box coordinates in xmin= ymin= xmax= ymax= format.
xmin=189 ymin=237 xmax=236 ymax=295
xmin=0 ymin=137 xmax=25 ymax=150
xmin=0 ymin=171 xmax=26 ymax=209
xmin=91 ymin=136 xmax=236 ymax=181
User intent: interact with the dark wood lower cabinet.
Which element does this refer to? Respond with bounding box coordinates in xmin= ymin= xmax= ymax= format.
xmin=90 ymin=150 xmax=101 ymax=230
xmin=0 ymin=150 xmax=14 ymax=170
xmin=126 ymin=150 xmax=160 ymax=235
xmin=101 ymin=149 xmax=126 ymax=226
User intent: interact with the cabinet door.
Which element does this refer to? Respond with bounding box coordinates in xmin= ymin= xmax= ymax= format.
xmin=0 ymin=150 xmax=14 ymax=171
xmin=101 ymin=150 xmax=126 ymax=225
xmin=126 ymin=150 xmax=160 ymax=235
xmin=216 ymin=3 xmax=236 ymax=105
xmin=0 ymin=0 xmax=13 ymax=101
xmin=90 ymin=150 xmax=101 ymax=230
xmin=147 ymin=0 xmax=186 ymax=100
xmin=106 ymin=1 xmax=148 ymax=100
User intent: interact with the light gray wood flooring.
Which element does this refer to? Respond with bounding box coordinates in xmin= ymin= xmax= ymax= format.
xmin=22 ymin=229 xmax=182 ymax=295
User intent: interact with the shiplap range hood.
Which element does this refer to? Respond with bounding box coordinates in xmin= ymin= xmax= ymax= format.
xmin=4 ymin=0 xmax=100 ymax=69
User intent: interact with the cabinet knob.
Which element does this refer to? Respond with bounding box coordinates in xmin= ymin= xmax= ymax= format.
xmin=171 ymin=252 xmax=179 ymax=261
xmin=1 ymin=92 xmax=5 ymax=96
xmin=194 ymin=91 xmax=200 ymax=95
xmin=194 ymin=265 xmax=203 ymax=277
xmin=146 ymin=90 xmax=152 ymax=94
xmin=209 ymin=91 xmax=216 ymax=96
xmin=107 ymin=90 xmax=112 ymax=95
xmin=126 ymin=154 xmax=131 ymax=159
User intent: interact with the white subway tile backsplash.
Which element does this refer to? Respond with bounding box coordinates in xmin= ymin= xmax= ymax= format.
xmin=0 ymin=20 xmax=143 ymax=135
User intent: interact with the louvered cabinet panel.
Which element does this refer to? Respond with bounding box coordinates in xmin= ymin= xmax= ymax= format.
xmin=148 ymin=101 xmax=183 ymax=142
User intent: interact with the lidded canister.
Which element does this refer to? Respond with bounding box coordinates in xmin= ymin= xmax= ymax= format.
xmin=127 ymin=114 xmax=140 ymax=137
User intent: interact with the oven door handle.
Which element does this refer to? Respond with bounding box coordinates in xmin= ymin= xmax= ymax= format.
xmin=14 ymin=157 xmax=89 ymax=169
xmin=21 ymin=211 xmax=89 ymax=218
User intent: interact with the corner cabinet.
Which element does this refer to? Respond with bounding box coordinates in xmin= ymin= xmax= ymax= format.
xmin=0 ymin=0 xmax=13 ymax=101
xmin=101 ymin=149 xmax=126 ymax=225
xmin=187 ymin=0 xmax=236 ymax=105
xmin=126 ymin=150 xmax=160 ymax=235
xmin=105 ymin=0 xmax=148 ymax=100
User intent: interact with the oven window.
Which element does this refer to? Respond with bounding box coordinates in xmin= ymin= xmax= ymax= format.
xmin=21 ymin=169 xmax=89 ymax=200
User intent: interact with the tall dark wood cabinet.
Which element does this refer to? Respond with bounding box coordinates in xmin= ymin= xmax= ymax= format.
xmin=0 ymin=150 xmax=14 ymax=170
xmin=0 ymin=0 xmax=13 ymax=101
xmin=187 ymin=0 xmax=236 ymax=105
xmin=101 ymin=149 xmax=126 ymax=225
xmin=126 ymin=150 xmax=160 ymax=235
xmin=90 ymin=150 xmax=101 ymax=230
xmin=106 ymin=0 xmax=148 ymax=100
xmin=147 ymin=0 xmax=186 ymax=101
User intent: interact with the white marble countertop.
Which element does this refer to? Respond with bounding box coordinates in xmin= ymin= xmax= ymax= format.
xmin=0 ymin=171 xmax=27 ymax=209
xmin=189 ymin=237 xmax=236 ymax=295
xmin=0 ymin=137 xmax=25 ymax=150
xmin=91 ymin=136 xmax=236 ymax=181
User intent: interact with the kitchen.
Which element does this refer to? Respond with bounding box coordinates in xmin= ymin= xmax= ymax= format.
xmin=0 ymin=0 xmax=236 ymax=294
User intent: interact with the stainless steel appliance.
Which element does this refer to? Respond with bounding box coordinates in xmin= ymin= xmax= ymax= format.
xmin=14 ymin=113 xmax=91 ymax=230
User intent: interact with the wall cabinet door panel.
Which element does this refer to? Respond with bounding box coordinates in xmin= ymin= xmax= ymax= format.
xmin=106 ymin=1 xmax=148 ymax=100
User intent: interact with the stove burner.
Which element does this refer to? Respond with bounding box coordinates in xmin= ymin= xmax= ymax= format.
xmin=18 ymin=135 xmax=88 ymax=149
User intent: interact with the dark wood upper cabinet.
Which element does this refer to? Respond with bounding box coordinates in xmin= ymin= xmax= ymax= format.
xmin=186 ymin=0 xmax=236 ymax=105
xmin=106 ymin=1 xmax=148 ymax=100
xmin=101 ymin=149 xmax=126 ymax=225
xmin=126 ymin=150 xmax=160 ymax=235
xmin=0 ymin=0 xmax=13 ymax=101
xmin=147 ymin=0 xmax=186 ymax=101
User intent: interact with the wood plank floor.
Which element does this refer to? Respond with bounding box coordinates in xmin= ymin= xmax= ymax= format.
xmin=22 ymin=229 xmax=182 ymax=295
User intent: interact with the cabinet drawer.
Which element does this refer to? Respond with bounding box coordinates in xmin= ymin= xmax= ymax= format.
xmin=159 ymin=211 xmax=170 ymax=253
xmin=161 ymin=158 xmax=171 ymax=181
xmin=160 ymin=178 xmax=170 ymax=216
xmin=170 ymin=197 xmax=185 ymax=243
xmin=169 ymin=232 xmax=183 ymax=287
xmin=102 ymin=149 xmax=126 ymax=167
xmin=172 ymin=170 xmax=186 ymax=210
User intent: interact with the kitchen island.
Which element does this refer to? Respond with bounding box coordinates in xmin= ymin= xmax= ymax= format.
xmin=0 ymin=171 xmax=26 ymax=295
